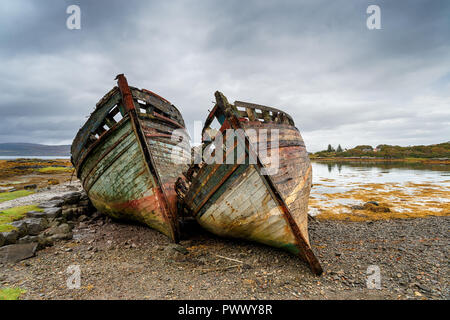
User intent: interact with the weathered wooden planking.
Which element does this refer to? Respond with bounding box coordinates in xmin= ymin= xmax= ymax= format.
xmin=131 ymin=88 xmax=185 ymax=127
xmin=72 ymin=74 xmax=191 ymax=242
xmin=176 ymin=91 xmax=321 ymax=274
xmin=71 ymin=90 xmax=122 ymax=166
xmin=198 ymin=165 xmax=300 ymax=253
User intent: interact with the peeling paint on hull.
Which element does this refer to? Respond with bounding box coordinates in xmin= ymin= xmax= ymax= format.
xmin=71 ymin=75 xmax=190 ymax=242
xmin=177 ymin=92 xmax=322 ymax=274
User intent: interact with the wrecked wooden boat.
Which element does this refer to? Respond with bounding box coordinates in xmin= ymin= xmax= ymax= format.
xmin=71 ymin=74 xmax=190 ymax=242
xmin=176 ymin=92 xmax=322 ymax=274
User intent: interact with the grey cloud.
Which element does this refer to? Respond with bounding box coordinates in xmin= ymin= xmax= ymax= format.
xmin=0 ymin=0 xmax=449 ymax=151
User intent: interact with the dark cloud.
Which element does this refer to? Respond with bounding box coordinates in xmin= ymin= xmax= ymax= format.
xmin=0 ymin=0 xmax=449 ymax=151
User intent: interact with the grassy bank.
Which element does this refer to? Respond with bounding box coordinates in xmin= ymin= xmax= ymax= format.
xmin=0 ymin=205 xmax=43 ymax=232
xmin=0 ymin=190 xmax=34 ymax=203
xmin=0 ymin=287 xmax=26 ymax=300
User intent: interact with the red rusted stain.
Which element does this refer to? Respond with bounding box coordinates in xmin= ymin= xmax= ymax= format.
xmin=152 ymin=111 xmax=185 ymax=129
xmin=116 ymin=74 xmax=135 ymax=112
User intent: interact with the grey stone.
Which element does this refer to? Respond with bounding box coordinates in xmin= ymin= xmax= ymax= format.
xmin=9 ymin=220 xmax=28 ymax=237
xmin=17 ymin=235 xmax=38 ymax=244
xmin=1 ymin=230 xmax=19 ymax=244
xmin=23 ymin=218 xmax=48 ymax=236
xmin=49 ymin=232 xmax=73 ymax=241
xmin=61 ymin=208 xmax=74 ymax=220
xmin=46 ymin=223 xmax=72 ymax=236
xmin=24 ymin=184 xmax=37 ymax=190
xmin=37 ymin=234 xmax=53 ymax=248
xmin=0 ymin=243 xmax=38 ymax=263
xmin=26 ymin=211 xmax=48 ymax=219
xmin=62 ymin=192 xmax=81 ymax=205
xmin=42 ymin=207 xmax=62 ymax=219
xmin=39 ymin=199 xmax=64 ymax=208
xmin=78 ymin=215 xmax=88 ymax=222
xmin=165 ymin=243 xmax=189 ymax=255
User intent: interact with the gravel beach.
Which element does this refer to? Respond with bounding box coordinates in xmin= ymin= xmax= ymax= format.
xmin=1 ymin=214 xmax=448 ymax=300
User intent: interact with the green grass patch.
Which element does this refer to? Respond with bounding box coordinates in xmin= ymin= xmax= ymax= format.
xmin=0 ymin=224 xmax=16 ymax=232
xmin=0 ymin=190 xmax=34 ymax=203
xmin=37 ymin=166 xmax=73 ymax=173
xmin=0 ymin=205 xmax=43 ymax=232
xmin=0 ymin=287 xmax=27 ymax=300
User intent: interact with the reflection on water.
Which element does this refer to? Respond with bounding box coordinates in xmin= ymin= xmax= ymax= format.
xmin=313 ymin=161 xmax=450 ymax=187
xmin=309 ymin=160 xmax=450 ymax=219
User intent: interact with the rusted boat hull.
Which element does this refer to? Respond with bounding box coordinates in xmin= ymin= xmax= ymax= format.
xmin=176 ymin=92 xmax=322 ymax=274
xmin=71 ymin=75 xmax=190 ymax=242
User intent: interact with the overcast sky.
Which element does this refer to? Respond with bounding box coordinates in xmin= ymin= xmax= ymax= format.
xmin=0 ymin=0 xmax=448 ymax=152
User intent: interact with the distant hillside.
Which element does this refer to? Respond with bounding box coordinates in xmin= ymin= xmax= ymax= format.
xmin=313 ymin=142 xmax=450 ymax=159
xmin=0 ymin=143 xmax=71 ymax=156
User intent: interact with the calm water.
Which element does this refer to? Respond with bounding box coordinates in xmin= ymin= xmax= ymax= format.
xmin=312 ymin=160 xmax=450 ymax=188
xmin=309 ymin=160 xmax=450 ymax=216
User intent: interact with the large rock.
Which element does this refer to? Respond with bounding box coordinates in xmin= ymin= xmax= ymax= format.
xmin=26 ymin=211 xmax=47 ymax=219
xmin=1 ymin=230 xmax=19 ymax=245
xmin=49 ymin=232 xmax=73 ymax=241
xmin=23 ymin=218 xmax=48 ymax=236
xmin=0 ymin=243 xmax=38 ymax=263
xmin=43 ymin=207 xmax=62 ymax=219
xmin=17 ymin=235 xmax=38 ymax=244
xmin=62 ymin=192 xmax=81 ymax=205
xmin=37 ymin=234 xmax=54 ymax=248
xmin=10 ymin=220 xmax=28 ymax=237
xmin=39 ymin=199 xmax=64 ymax=208
xmin=47 ymin=223 xmax=72 ymax=236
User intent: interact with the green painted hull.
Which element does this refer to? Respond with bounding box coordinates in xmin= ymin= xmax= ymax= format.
xmin=71 ymin=75 xmax=190 ymax=241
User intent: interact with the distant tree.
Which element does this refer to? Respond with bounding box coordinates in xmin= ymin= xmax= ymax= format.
xmin=336 ymin=144 xmax=343 ymax=153
xmin=327 ymin=144 xmax=334 ymax=152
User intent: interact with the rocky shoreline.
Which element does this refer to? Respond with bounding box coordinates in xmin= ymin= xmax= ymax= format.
xmin=0 ymin=161 xmax=448 ymax=300
xmin=0 ymin=188 xmax=95 ymax=263
xmin=0 ymin=203 xmax=448 ymax=299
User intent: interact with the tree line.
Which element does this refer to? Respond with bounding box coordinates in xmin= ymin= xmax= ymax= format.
xmin=314 ymin=142 xmax=450 ymax=159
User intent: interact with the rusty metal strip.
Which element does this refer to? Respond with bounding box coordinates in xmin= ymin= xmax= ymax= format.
xmin=152 ymin=111 xmax=185 ymax=129
xmin=116 ymin=74 xmax=180 ymax=242
xmin=116 ymin=74 xmax=136 ymax=112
